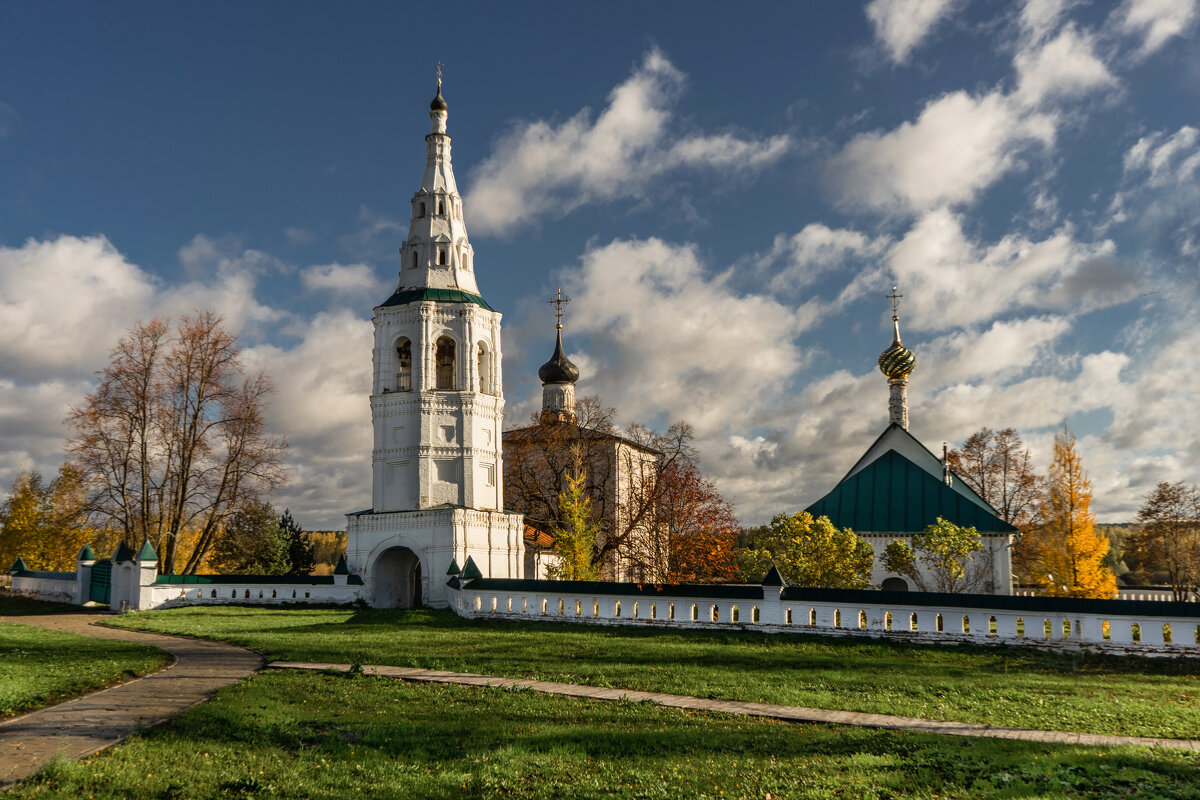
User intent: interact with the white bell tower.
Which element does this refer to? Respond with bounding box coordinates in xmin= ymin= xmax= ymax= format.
xmin=346 ymin=69 xmax=525 ymax=608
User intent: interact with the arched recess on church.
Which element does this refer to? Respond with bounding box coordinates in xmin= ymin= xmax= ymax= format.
xmin=477 ymin=341 xmax=493 ymax=395
xmin=372 ymin=546 xmax=423 ymax=608
xmin=881 ymin=577 xmax=908 ymax=592
xmin=435 ymin=336 xmax=456 ymax=390
xmin=395 ymin=337 xmax=412 ymax=392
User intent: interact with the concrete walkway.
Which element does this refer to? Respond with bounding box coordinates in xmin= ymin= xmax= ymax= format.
xmin=269 ymin=660 xmax=1200 ymax=752
xmin=0 ymin=614 xmax=261 ymax=788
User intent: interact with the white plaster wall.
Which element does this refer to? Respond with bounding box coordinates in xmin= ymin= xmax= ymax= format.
xmin=863 ymin=533 xmax=1013 ymax=595
xmin=347 ymin=506 xmax=524 ymax=608
xmin=448 ymin=583 xmax=1200 ymax=658
xmin=10 ymin=575 xmax=76 ymax=604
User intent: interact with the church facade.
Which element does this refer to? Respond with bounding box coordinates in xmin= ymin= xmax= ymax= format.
xmin=503 ymin=307 xmax=666 ymax=583
xmin=345 ymin=77 xmax=524 ymax=609
xmin=805 ymin=297 xmax=1018 ymax=594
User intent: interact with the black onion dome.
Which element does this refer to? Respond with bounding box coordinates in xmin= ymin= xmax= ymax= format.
xmin=430 ymin=84 xmax=447 ymax=112
xmin=538 ymin=330 xmax=579 ymax=384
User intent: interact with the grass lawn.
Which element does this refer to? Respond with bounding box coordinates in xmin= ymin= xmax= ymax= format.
xmin=108 ymin=606 xmax=1200 ymax=740
xmin=0 ymin=598 xmax=169 ymax=717
xmin=14 ymin=670 xmax=1200 ymax=800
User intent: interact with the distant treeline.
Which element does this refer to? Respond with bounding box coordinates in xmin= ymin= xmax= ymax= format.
xmin=306 ymin=531 xmax=348 ymax=575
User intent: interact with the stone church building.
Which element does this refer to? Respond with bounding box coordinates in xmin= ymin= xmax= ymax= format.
xmin=805 ymin=299 xmax=1018 ymax=594
xmin=503 ymin=308 xmax=665 ymax=583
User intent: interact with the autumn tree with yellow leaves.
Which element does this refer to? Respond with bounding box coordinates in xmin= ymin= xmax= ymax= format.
xmin=1027 ymin=427 xmax=1116 ymax=599
xmin=0 ymin=465 xmax=93 ymax=571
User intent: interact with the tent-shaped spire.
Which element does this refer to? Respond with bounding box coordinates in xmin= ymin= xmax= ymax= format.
xmin=461 ymin=555 xmax=483 ymax=580
xmin=761 ymin=564 xmax=787 ymax=587
xmin=137 ymin=539 xmax=158 ymax=562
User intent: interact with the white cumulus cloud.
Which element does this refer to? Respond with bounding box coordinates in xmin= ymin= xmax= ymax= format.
xmin=1115 ymin=0 xmax=1198 ymax=57
xmin=464 ymin=49 xmax=790 ymax=236
xmin=301 ymin=263 xmax=388 ymax=299
xmin=866 ymin=0 xmax=959 ymax=64
xmin=826 ymin=91 xmax=1056 ymax=214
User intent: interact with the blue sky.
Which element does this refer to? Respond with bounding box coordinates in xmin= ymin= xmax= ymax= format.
xmin=2 ymin=0 xmax=1198 ymax=529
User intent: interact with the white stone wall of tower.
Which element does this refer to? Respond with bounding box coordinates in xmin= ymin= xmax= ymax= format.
xmin=346 ymin=87 xmax=524 ymax=608
xmin=396 ymin=104 xmax=479 ymax=294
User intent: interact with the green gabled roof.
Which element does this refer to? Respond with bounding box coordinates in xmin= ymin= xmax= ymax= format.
xmin=761 ymin=564 xmax=786 ymax=587
xmin=446 ymin=558 xmax=461 ymax=576
xmin=10 ymin=557 xmax=29 ymax=573
xmin=137 ymin=539 xmax=158 ymax=561
xmin=806 ymin=448 xmax=1017 ymax=534
xmin=378 ymin=288 xmax=494 ymax=311
xmin=333 ymin=554 xmax=350 ymax=575
xmin=78 ymin=544 xmax=96 ymax=561
xmin=113 ymin=541 xmax=135 ymax=562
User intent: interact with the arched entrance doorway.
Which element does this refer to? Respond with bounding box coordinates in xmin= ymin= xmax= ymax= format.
xmin=372 ymin=547 xmax=423 ymax=608
xmin=881 ymin=577 xmax=909 ymax=592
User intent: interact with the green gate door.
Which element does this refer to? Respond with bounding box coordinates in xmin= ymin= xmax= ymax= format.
xmin=89 ymin=559 xmax=112 ymax=604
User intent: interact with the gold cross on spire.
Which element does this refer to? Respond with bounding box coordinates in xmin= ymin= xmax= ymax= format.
xmin=436 ymin=61 xmax=443 ymax=87
xmin=887 ymin=286 xmax=903 ymax=320
xmin=547 ymin=287 xmax=571 ymax=330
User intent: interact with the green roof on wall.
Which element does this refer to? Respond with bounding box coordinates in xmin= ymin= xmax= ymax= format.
xmin=137 ymin=539 xmax=158 ymax=561
xmin=806 ymin=448 xmax=1017 ymax=534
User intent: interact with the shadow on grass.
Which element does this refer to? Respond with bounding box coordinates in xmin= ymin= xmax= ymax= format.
xmin=35 ymin=672 xmax=1199 ymax=800
xmin=0 ymin=594 xmax=100 ymax=616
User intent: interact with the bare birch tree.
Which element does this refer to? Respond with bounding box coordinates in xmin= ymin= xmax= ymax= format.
xmin=66 ymin=312 xmax=286 ymax=574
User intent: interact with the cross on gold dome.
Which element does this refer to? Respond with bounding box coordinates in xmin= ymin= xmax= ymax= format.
xmin=547 ymin=287 xmax=570 ymax=330
xmin=436 ymin=61 xmax=443 ymax=87
xmin=887 ymin=286 xmax=903 ymax=320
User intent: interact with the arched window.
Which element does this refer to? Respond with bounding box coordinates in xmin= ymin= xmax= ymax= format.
xmin=438 ymin=249 xmax=446 ymax=266
xmin=435 ymin=337 xmax=456 ymax=390
xmin=437 ymin=199 xmax=445 ymax=215
xmin=477 ymin=344 xmax=491 ymax=395
xmin=419 ymin=202 xmax=425 ymax=217
xmin=395 ymin=338 xmax=412 ymax=391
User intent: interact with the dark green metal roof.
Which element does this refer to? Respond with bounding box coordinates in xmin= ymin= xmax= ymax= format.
xmin=333 ymin=554 xmax=350 ymax=575
xmin=762 ymin=565 xmax=786 ymax=587
xmin=112 ymin=542 xmax=135 ymax=562
xmin=446 ymin=558 xmax=461 ymax=576
xmin=806 ymin=448 xmax=1017 ymax=534
xmin=155 ymin=573 xmax=362 ymax=586
xmin=461 ymin=577 xmax=765 ymax=600
xmin=777 ymin=586 xmax=1200 ymax=618
xmin=378 ymin=287 xmax=494 ymax=311
xmin=461 ymin=555 xmax=483 ymax=580
xmin=137 ymin=539 xmax=158 ymax=561
xmin=78 ymin=544 xmax=96 ymax=561
xmin=9 ymin=557 xmax=29 ymax=573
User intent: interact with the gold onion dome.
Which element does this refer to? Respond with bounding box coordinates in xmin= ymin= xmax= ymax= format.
xmin=878 ymin=316 xmax=916 ymax=380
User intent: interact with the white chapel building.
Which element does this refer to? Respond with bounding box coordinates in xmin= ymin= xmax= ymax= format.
xmin=345 ymin=78 xmax=524 ymax=608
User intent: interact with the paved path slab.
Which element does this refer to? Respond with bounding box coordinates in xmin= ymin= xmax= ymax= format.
xmin=268 ymin=660 xmax=1200 ymax=752
xmin=0 ymin=614 xmax=260 ymax=789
